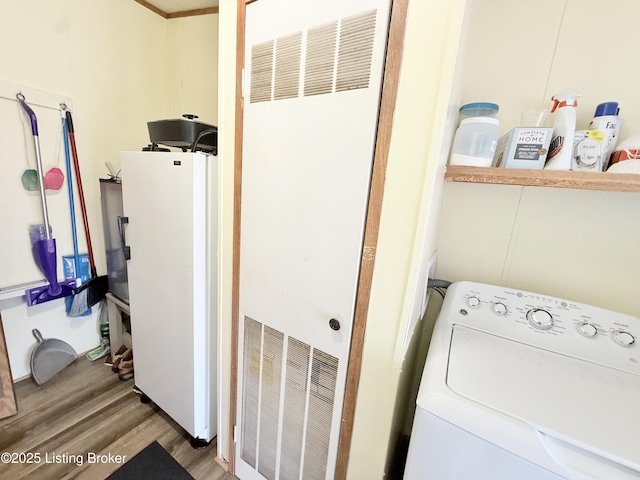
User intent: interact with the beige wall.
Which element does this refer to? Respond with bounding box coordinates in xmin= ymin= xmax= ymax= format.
xmin=438 ymin=0 xmax=640 ymax=316
xmin=348 ymin=0 xmax=469 ymax=478
xmin=215 ymin=0 xmax=237 ymax=464
xmin=347 ymin=0 xmax=640 ymax=477
xmin=461 ymin=0 xmax=640 ymax=140
xmin=0 ymin=0 xmax=170 ymax=379
xmin=0 ymin=0 xmax=218 ymax=379
xmin=168 ymin=15 xmax=219 ymax=125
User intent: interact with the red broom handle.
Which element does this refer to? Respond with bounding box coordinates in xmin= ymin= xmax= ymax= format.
xmin=65 ymin=111 xmax=97 ymax=275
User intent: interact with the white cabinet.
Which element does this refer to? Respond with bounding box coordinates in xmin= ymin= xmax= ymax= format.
xmin=121 ymin=151 xmax=218 ymax=443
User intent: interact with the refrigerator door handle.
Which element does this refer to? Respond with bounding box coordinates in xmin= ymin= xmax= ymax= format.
xmin=117 ymin=216 xmax=131 ymax=260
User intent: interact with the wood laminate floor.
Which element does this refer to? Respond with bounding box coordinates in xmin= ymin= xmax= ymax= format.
xmin=0 ymin=356 xmax=238 ymax=480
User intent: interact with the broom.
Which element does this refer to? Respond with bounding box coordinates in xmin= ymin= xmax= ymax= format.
xmin=66 ymin=110 xmax=109 ymax=316
xmin=62 ymin=108 xmax=91 ymax=317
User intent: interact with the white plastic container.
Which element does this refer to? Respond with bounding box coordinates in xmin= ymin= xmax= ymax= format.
xmin=449 ymin=117 xmax=500 ymax=167
xmin=571 ymin=130 xmax=603 ymax=172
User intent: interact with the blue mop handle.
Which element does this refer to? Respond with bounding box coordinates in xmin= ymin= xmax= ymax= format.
xmin=62 ymin=112 xmax=81 ymax=277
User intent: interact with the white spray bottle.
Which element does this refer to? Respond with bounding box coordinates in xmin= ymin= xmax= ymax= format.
xmin=544 ymin=88 xmax=582 ymax=170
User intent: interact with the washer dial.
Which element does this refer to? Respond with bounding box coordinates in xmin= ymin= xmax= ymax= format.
xmin=467 ymin=296 xmax=481 ymax=308
xmin=577 ymin=322 xmax=598 ymax=338
xmin=492 ymin=302 xmax=508 ymax=316
xmin=526 ymin=308 xmax=554 ymax=330
xmin=612 ymin=330 xmax=635 ymax=347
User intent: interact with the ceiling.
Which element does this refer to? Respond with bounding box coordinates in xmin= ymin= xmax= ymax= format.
xmin=136 ymin=0 xmax=219 ymax=18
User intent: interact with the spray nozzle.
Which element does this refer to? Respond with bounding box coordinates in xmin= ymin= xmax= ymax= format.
xmin=550 ymin=88 xmax=582 ymax=113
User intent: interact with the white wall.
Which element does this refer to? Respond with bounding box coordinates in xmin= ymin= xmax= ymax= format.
xmin=437 ymin=0 xmax=640 ymax=317
xmin=0 ymin=0 xmax=219 ymax=380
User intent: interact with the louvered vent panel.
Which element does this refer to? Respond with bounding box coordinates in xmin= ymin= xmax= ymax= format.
xmin=250 ymin=40 xmax=274 ymax=103
xmin=258 ymin=327 xmax=285 ymax=480
xmin=302 ymin=350 xmax=339 ymax=480
xmin=279 ymin=338 xmax=311 ymax=480
xmin=336 ymin=10 xmax=377 ymax=92
xmin=274 ymin=33 xmax=302 ymax=100
xmin=241 ymin=317 xmax=263 ymax=467
xmin=304 ymin=22 xmax=337 ymax=97
xmin=240 ymin=319 xmax=340 ymax=480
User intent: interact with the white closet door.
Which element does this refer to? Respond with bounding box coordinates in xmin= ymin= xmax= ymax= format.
xmin=237 ymin=1 xmax=391 ymax=479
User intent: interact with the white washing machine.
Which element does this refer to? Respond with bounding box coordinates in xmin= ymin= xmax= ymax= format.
xmin=404 ymin=281 xmax=640 ymax=480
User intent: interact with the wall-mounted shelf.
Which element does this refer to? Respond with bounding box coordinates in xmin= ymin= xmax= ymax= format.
xmin=444 ymin=166 xmax=640 ymax=193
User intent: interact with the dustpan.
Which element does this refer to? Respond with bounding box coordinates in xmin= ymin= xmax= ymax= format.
xmin=30 ymin=329 xmax=77 ymax=385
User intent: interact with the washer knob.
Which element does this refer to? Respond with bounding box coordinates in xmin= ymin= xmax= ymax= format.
xmin=467 ymin=296 xmax=481 ymax=308
xmin=577 ymin=322 xmax=598 ymax=338
xmin=492 ymin=302 xmax=508 ymax=316
xmin=612 ymin=330 xmax=635 ymax=347
xmin=526 ymin=308 xmax=554 ymax=330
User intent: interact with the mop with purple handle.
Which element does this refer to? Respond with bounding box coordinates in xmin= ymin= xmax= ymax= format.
xmin=16 ymin=93 xmax=76 ymax=306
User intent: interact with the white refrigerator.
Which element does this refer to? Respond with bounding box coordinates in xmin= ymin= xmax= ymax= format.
xmin=120 ymin=150 xmax=218 ymax=444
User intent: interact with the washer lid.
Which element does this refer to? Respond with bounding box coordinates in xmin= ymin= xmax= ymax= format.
xmin=446 ymin=325 xmax=640 ymax=469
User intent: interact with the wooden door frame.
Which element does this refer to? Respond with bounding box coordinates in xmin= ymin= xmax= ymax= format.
xmin=229 ymin=0 xmax=409 ymax=477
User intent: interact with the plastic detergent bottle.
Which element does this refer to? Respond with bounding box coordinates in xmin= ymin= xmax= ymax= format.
xmin=587 ymin=102 xmax=622 ymax=171
xmin=544 ymin=89 xmax=581 ymax=170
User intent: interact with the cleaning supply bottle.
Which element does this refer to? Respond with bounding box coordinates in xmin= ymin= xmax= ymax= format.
xmin=449 ymin=102 xmax=500 ymax=167
xmin=544 ymin=89 xmax=582 ymax=170
xmin=587 ymin=102 xmax=621 ymax=171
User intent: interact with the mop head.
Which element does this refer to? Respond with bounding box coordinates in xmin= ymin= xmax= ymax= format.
xmin=26 ymin=236 xmax=76 ymax=306
xmin=26 ymin=279 xmax=77 ymax=307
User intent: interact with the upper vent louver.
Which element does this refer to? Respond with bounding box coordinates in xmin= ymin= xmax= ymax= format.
xmin=249 ymin=9 xmax=377 ymax=103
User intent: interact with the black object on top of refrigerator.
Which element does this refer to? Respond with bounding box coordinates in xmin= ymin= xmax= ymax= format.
xmin=147 ymin=114 xmax=217 ymax=154
xmin=99 ymin=178 xmax=129 ymax=304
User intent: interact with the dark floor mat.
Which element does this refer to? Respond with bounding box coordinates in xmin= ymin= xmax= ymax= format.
xmin=106 ymin=441 xmax=194 ymax=480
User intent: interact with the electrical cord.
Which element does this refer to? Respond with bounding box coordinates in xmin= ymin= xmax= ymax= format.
xmin=191 ymin=127 xmax=217 ymax=153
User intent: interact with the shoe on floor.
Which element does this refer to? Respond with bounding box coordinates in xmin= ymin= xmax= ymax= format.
xmin=118 ymin=357 xmax=134 ymax=381
xmin=111 ymin=346 xmax=131 ymax=373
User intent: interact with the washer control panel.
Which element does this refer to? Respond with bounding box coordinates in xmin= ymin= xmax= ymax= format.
xmin=442 ymin=281 xmax=640 ymax=375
